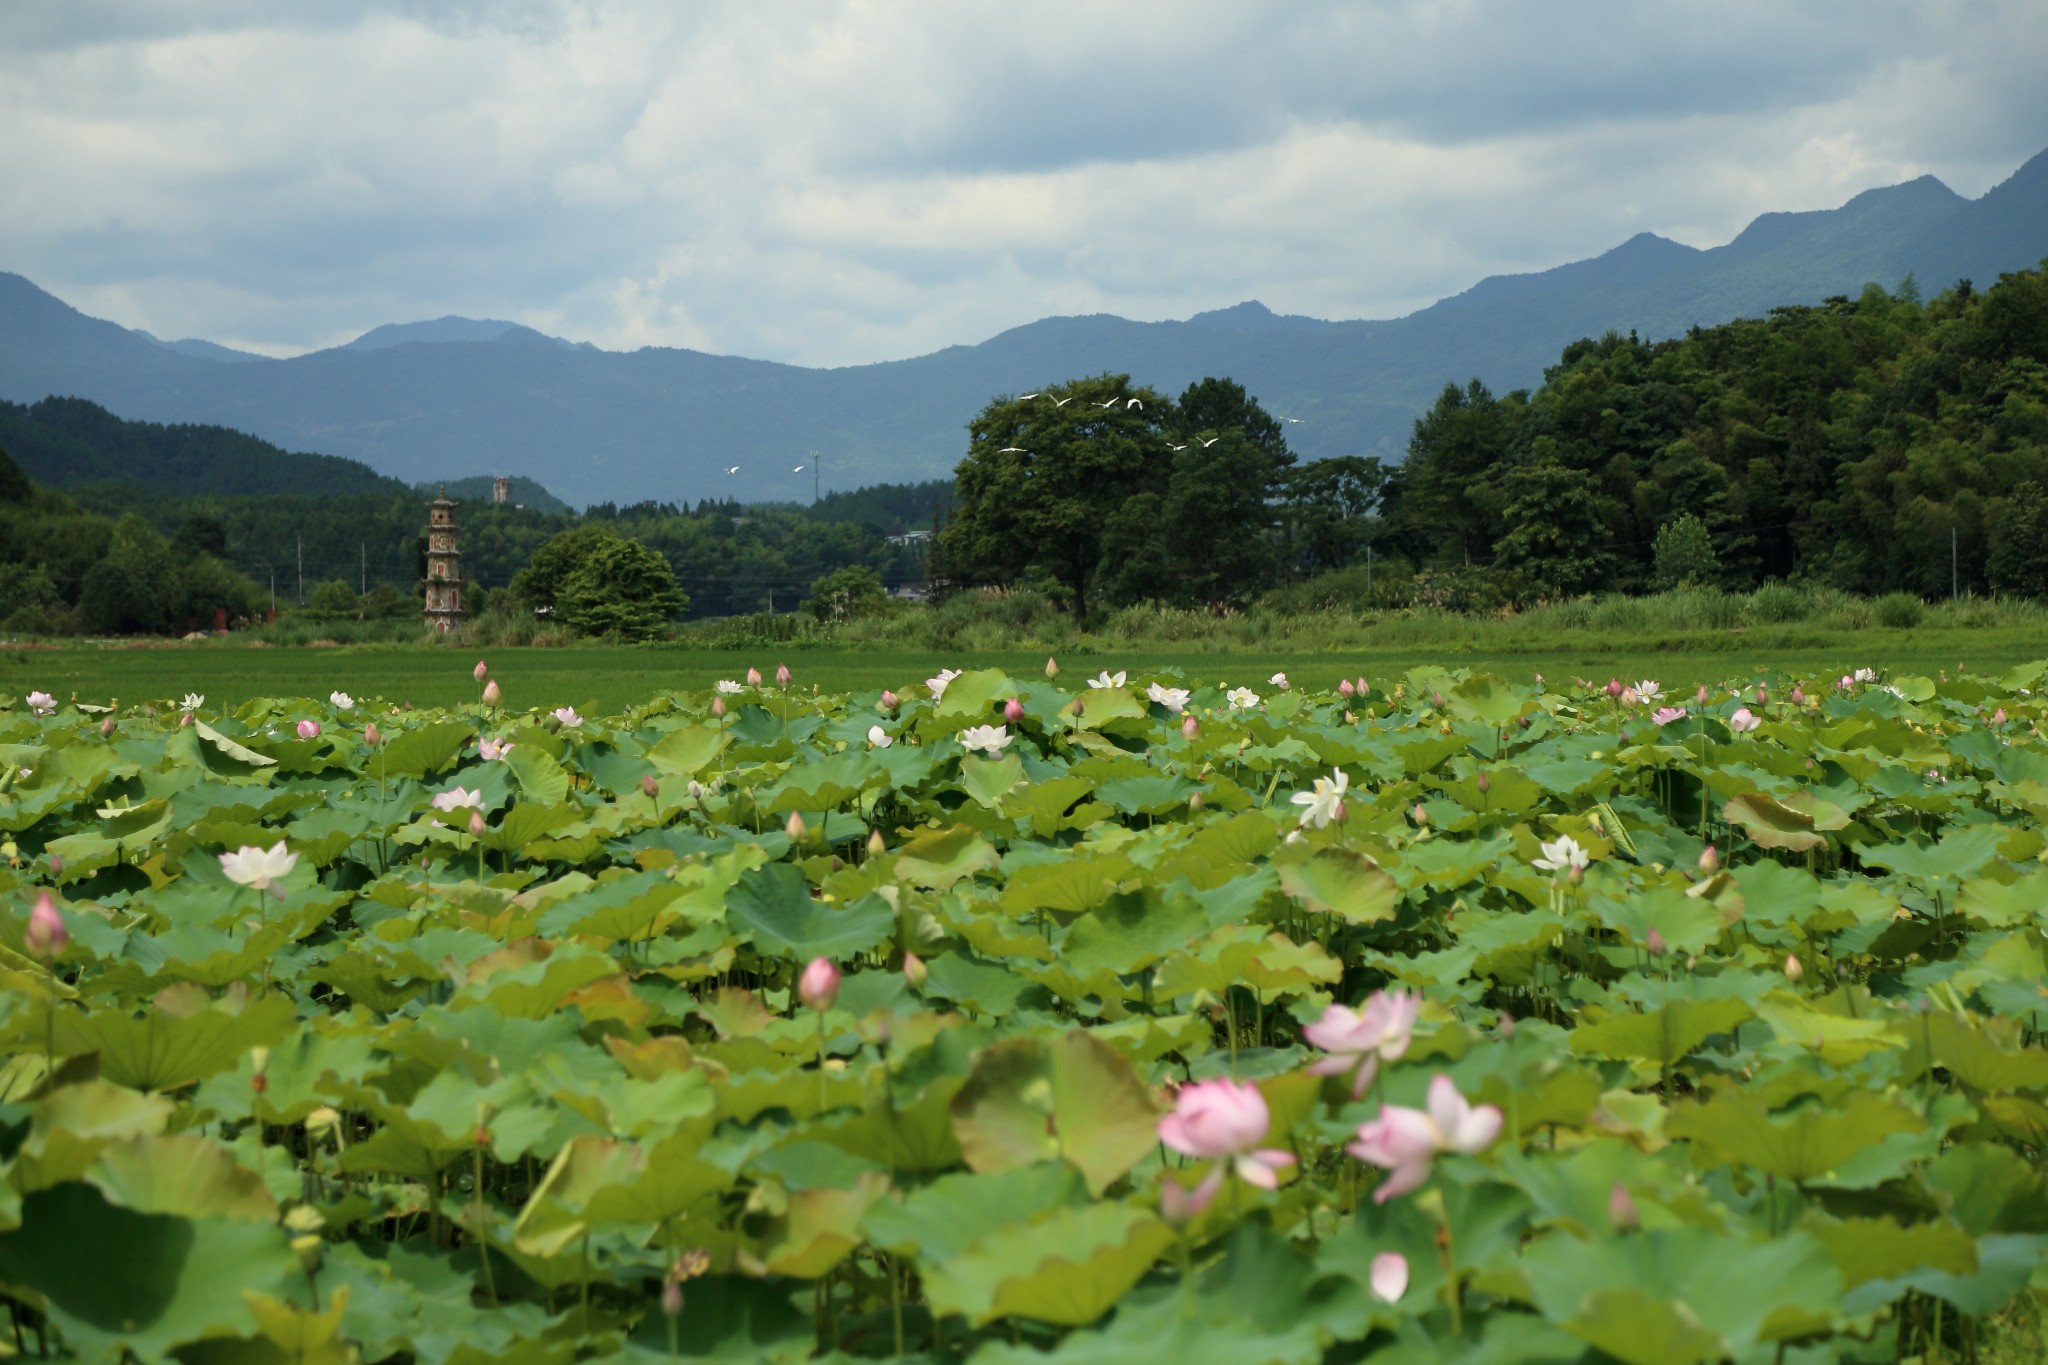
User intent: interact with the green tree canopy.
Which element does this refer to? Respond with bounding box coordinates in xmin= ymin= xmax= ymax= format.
xmin=554 ymin=532 xmax=687 ymax=641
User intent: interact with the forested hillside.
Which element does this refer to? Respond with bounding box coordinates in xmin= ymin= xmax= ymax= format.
xmin=1384 ymin=266 xmax=2048 ymax=599
xmin=0 ymin=396 xmax=401 ymax=496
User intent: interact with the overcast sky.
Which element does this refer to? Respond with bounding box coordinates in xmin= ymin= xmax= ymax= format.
xmin=4 ymin=1 xmax=2045 ymax=367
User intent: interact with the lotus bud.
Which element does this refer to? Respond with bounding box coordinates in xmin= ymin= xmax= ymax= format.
xmin=1698 ymin=844 xmax=1718 ymax=875
xmin=1992 ymin=708 xmax=2007 ymax=726
xmin=99 ymin=717 xmax=115 ymax=737
xmin=1475 ymin=772 xmax=1491 ymax=794
xmin=785 ymin=810 xmax=806 ymax=843
xmin=1338 ymin=679 xmax=1355 ymax=698
xmin=1045 ymin=657 xmax=1059 ymax=679
xmin=468 ymin=810 xmax=486 ymax=837
xmin=1696 ymin=686 xmax=1709 ymax=705
xmin=1790 ymin=686 xmax=1805 ymax=705
xmin=305 ymin=1106 xmax=342 ymax=1139
xmin=1343 ymin=711 xmax=1356 ymax=723
xmin=1070 ymin=697 xmax=1084 ymax=718
xmin=1517 ymin=714 xmax=1531 ymax=729
xmin=180 ymin=712 xmax=194 ymax=728
xmin=1497 ymin=1012 xmax=1516 ymax=1038
xmin=867 ymin=828 xmax=887 ymax=858
xmin=296 ymin=719 xmax=321 ymax=739
xmin=799 ymin=956 xmax=840 ymax=1011
xmin=1645 ymin=928 xmax=1666 ymax=957
xmin=1617 ymin=730 xmax=1630 ymax=745
xmin=829 ymin=856 xmax=842 ymax=873
xmin=1756 ymin=685 xmax=1768 ymax=705
xmin=746 ymin=667 xmax=762 ymax=687
xmin=776 ymin=663 xmax=791 ymax=687
xmin=1608 ymin=1182 xmax=1640 ymax=1233
xmin=1606 ymin=677 xmax=1623 ymax=699
xmin=482 ymin=679 xmax=502 ymax=706
xmin=903 ymin=951 xmax=928 ymax=989
xmin=1568 ymin=864 xmax=1584 ymax=887
xmin=1187 ymin=792 xmax=1204 ymax=811
xmin=880 ymin=690 xmax=899 ymax=711
xmin=1784 ymin=954 xmax=1803 ymax=983
xmin=1430 ymin=690 xmax=1445 ymax=709
xmin=474 ymin=660 xmax=489 ymax=682
xmin=1533 ymin=673 xmax=1544 ymax=685
xmin=1004 ymin=697 xmax=1025 ymax=724
xmin=661 ymin=1277 xmax=684 ymax=1320
xmin=25 ymin=891 xmax=67 ymax=960
xmin=249 ymin=1045 xmax=272 ymax=1093
xmin=364 ymin=723 xmax=382 ymax=746
xmin=1411 ymin=803 xmax=1428 ymax=827
xmin=1332 ymin=800 xmax=1347 ymax=825
xmin=1181 ymin=714 xmax=1199 ymax=741
xmin=639 ymin=775 xmax=659 ymax=801
xmin=711 ymin=696 xmax=726 ymax=718
xmin=47 ymin=853 xmax=62 ymax=876
xmin=1355 ymin=677 xmax=1368 ymax=697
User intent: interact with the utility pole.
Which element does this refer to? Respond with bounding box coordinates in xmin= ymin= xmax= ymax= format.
xmin=1367 ymin=542 xmax=1373 ymax=596
xmin=296 ymin=534 xmax=304 ymax=606
xmin=360 ymin=543 xmax=367 ymax=597
xmin=1952 ymin=526 xmax=1959 ymax=600
xmin=269 ymin=568 xmax=276 ymax=620
xmin=813 ymin=451 xmax=821 ymax=505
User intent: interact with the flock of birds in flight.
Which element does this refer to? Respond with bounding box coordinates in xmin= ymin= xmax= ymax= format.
xmin=719 ymin=391 xmax=1302 ymax=473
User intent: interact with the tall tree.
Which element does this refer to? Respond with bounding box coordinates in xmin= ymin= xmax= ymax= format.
xmin=939 ymin=374 xmax=1174 ymax=620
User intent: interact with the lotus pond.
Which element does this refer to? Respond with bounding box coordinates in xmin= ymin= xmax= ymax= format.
xmin=2 ymin=662 xmax=2046 ymax=1364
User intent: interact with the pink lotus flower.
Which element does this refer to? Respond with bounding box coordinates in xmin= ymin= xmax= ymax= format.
xmin=1305 ymin=991 xmax=1419 ymax=1096
xmin=1605 ymin=678 xmax=1623 ymax=699
xmin=776 ymin=663 xmax=791 ymax=687
xmin=295 ymin=720 xmax=321 ymax=740
xmin=1159 ymin=1168 xmax=1223 ymax=1226
xmin=746 ymin=667 xmax=763 ymax=687
xmin=1729 ymin=707 xmax=1760 ymax=733
xmin=474 ymin=660 xmax=490 ymax=682
xmin=25 ymin=891 xmax=67 ymax=959
xmin=1004 ymin=697 xmax=1025 ymax=723
xmin=478 ymin=737 xmax=513 ymax=760
xmin=1182 ymin=714 xmax=1199 ymax=741
xmin=1347 ymin=1074 xmax=1503 ymax=1202
xmin=879 ymin=690 xmax=899 ymax=711
xmin=551 ymin=707 xmax=582 ymax=727
xmin=1370 ymin=1252 xmax=1408 ymax=1304
xmin=799 ymin=957 xmax=840 ymax=1011
xmin=1338 ymin=679 xmax=1355 ymax=698
xmin=1157 ymin=1079 xmax=1297 ymax=1189
xmin=1650 ymin=706 xmax=1688 ymax=726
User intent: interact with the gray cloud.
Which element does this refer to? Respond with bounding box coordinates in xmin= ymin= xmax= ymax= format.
xmin=2 ymin=1 xmax=2044 ymax=365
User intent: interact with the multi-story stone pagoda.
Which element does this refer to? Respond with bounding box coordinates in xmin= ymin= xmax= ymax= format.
xmin=422 ymin=488 xmax=464 ymax=633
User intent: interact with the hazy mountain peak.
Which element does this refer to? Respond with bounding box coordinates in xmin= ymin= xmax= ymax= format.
xmin=1185 ymin=300 xmax=1327 ymax=332
xmin=343 ymin=316 xmax=565 ymax=351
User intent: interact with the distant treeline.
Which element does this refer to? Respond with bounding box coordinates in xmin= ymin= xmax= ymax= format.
xmin=1376 ymin=265 xmax=2048 ymax=600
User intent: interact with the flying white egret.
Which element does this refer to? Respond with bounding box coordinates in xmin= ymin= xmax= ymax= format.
xmin=1018 ymin=392 xmax=1039 ymax=400
xmin=1281 ymin=416 xmax=1304 ymax=424
xmin=724 ymin=465 xmax=741 ymax=474
xmin=792 ymin=464 xmax=806 ymax=473
xmin=1126 ymin=398 xmax=1142 ymax=410
xmin=1095 ymin=398 xmax=1117 ymax=408
xmin=1201 ymin=437 xmax=1221 ymax=447
xmin=1169 ymin=444 xmax=1188 ymax=451
xmin=1054 ymin=397 xmax=1073 ymax=407
xmin=998 ymin=447 xmax=1028 ymax=453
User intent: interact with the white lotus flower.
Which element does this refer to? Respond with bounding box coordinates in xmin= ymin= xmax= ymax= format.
xmin=478 ymin=738 xmax=514 ymax=761
xmin=1227 ymin=687 xmax=1260 ymax=710
xmin=1630 ymin=680 xmax=1662 ymax=703
xmin=958 ymin=724 xmax=1012 ymax=755
xmin=432 ymin=786 xmax=486 ymax=812
xmin=181 ymin=693 xmax=205 ymax=712
xmin=867 ymin=724 xmax=893 ymax=748
xmin=1087 ymin=670 xmax=1127 ymax=689
xmin=551 ymin=707 xmax=583 ymax=727
xmin=1269 ymin=672 xmax=1290 ymax=689
xmin=329 ymin=691 xmax=355 ymax=710
xmin=927 ymin=668 xmax=963 ymax=699
xmin=1146 ymin=683 xmax=1191 ymax=713
xmin=1853 ymin=667 xmax=1877 ymax=683
xmin=714 ymin=679 xmax=744 ymax=695
xmin=220 ymin=842 xmax=298 ymax=891
xmin=26 ymin=691 xmax=56 ymax=716
xmin=1532 ymin=833 xmax=1590 ymax=874
xmin=1289 ymin=769 xmax=1350 ymax=829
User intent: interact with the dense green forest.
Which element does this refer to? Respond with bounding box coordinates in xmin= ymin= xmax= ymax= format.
xmin=1380 ymin=264 xmax=2048 ymax=599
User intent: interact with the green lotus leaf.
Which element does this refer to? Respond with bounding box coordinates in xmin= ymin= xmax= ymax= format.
xmin=1666 ymin=1089 xmax=1922 ymax=1182
xmin=1811 ymin=1216 xmax=1978 ymax=1288
xmin=369 ymin=721 xmax=475 ymax=780
xmin=15 ymin=1079 xmax=177 ymax=1190
xmin=500 ymin=744 xmax=570 ymax=805
xmin=1862 ymin=823 xmax=2011 ymax=884
xmin=1721 ymin=791 xmax=1826 ymax=852
xmin=1000 ymin=852 xmax=1138 ymax=919
xmin=1059 ymin=887 xmax=1208 ymax=978
xmin=741 ymin=1170 xmax=890 ymax=1279
xmin=860 ymin=1163 xmax=1090 ymax=1263
xmin=889 ymin=824 xmax=1000 ymax=889
xmin=1001 ymin=774 xmax=1104 ymax=836
xmin=1899 ymin=1009 xmax=2048 ymax=1094
xmin=60 ymin=987 xmax=298 ymax=1092
xmin=1278 ymin=847 xmax=1400 ymax=925
xmin=724 ymin=862 xmax=895 ymax=960
xmin=951 ymin=1031 xmax=1161 ymax=1196
xmin=0 ymin=1183 xmax=296 ymax=1364
xmin=1568 ymin=997 xmax=1753 ymax=1071
xmin=760 ymin=751 xmax=880 ymax=812
xmin=925 ymin=1200 xmax=1176 ymax=1327
xmin=87 ymin=1132 xmax=278 ymax=1221
xmin=1449 ymin=673 xmax=1525 ymax=728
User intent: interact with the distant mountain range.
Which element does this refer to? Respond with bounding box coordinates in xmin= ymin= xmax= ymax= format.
xmin=3 ymin=145 xmax=2044 ymax=507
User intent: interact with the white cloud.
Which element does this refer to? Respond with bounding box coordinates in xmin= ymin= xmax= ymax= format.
xmin=1 ymin=0 xmax=2044 ymax=365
